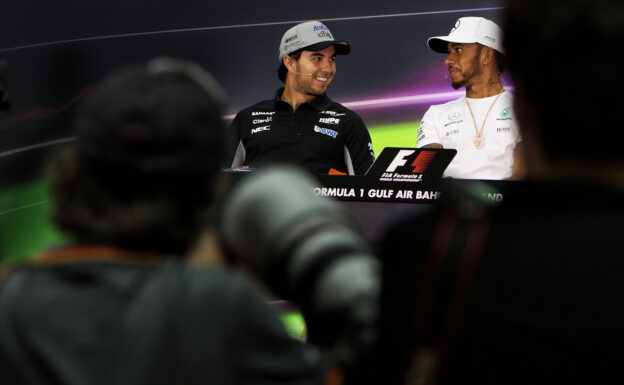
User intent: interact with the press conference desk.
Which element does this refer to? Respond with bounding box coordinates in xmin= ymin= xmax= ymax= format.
xmin=312 ymin=174 xmax=514 ymax=245
xmin=226 ymin=147 xmax=515 ymax=245
xmin=226 ymin=168 xmax=514 ymax=246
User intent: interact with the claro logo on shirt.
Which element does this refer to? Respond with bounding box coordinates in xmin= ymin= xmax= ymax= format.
xmin=314 ymin=125 xmax=338 ymax=138
xmin=253 ymin=117 xmax=272 ymax=124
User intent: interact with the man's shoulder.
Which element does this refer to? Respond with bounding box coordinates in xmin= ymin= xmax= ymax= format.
xmin=236 ymin=98 xmax=278 ymax=117
xmin=427 ymin=96 xmax=465 ymax=112
xmin=165 ymin=263 xmax=252 ymax=294
xmin=500 ymin=90 xmax=515 ymax=104
xmin=320 ymin=99 xmax=363 ymax=122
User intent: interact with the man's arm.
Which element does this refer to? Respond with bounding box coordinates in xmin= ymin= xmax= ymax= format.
xmin=421 ymin=143 xmax=444 ymax=149
xmin=344 ymin=114 xmax=375 ymax=175
xmin=416 ymin=108 xmax=443 ymax=148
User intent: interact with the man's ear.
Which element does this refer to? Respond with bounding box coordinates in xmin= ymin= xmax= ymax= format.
xmin=482 ymin=47 xmax=494 ymax=65
xmin=283 ymin=56 xmax=294 ymax=71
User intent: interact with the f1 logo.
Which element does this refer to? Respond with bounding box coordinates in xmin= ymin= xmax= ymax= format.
xmin=411 ymin=151 xmax=437 ymax=173
xmin=385 ymin=150 xmax=415 ymax=172
xmin=385 ymin=150 xmax=437 ymax=173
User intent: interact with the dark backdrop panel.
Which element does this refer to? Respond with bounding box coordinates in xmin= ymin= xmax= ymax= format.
xmin=1 ymin=0 xmax=504 ymax=188
xmin=0 ymin=1 xmax=504 ymax=259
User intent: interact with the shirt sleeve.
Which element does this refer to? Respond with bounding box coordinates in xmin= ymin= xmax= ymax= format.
xmin=344 ymin=114 xmax=375 ymax=175
xmin=228 ymin=113 xmax=246 ymax=168
xmin=417 ymin=107 xmax=441 ymax=148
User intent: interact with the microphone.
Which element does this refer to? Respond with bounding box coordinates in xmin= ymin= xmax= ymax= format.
xmin=287 ymin=67 xmax=314 ymax=77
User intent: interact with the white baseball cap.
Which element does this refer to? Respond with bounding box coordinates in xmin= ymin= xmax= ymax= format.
xmin=427 ymin=17 xmax=504 ymax=54
xmin=278 ymin=21 xmax=350 ymax=61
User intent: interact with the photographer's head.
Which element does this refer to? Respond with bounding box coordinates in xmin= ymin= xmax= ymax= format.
xmin=48 ymin=58 xmax=227 ymax=254
xmin=504 ymin=0 xmax=624 ymax=185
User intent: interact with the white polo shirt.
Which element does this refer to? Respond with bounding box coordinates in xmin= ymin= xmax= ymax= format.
xmin=417 ymin=91 xmax=520 ymax=180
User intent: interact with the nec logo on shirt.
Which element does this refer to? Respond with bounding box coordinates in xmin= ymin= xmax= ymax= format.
xmin=251 ymin=126 xmax=270 ymax=134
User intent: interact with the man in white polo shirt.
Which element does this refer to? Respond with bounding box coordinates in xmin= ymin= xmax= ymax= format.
xmin=417 ymin=17 xmax=524 ymax=180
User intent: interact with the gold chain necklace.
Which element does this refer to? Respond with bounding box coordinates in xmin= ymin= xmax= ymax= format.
xmin=464 ymin=88 xmax=505 ymax=149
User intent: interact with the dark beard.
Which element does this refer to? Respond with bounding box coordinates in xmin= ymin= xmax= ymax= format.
xmin=451 ymin=54 xmax=481 ymax=89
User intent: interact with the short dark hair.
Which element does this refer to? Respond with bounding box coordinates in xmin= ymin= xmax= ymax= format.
xmin=477 ymin=44 xmax=506 ymax=74
xmin=48 ymin=58 xmax=227 ymax=254
xmin=503 ymin=0 xmax=623 ymax=161
xmin=277 ymin=50 xmax=303 ymax=83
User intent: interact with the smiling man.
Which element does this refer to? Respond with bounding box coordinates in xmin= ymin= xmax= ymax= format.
xmin=417 ymin=17 xmax=524 ymax=180
xmin=229 ymin=21 xmax=375 ymax=175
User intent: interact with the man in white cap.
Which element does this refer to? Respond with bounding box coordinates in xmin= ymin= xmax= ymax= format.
xmin=229 ymin=21 xmax=375 ymax=175
xmin=417 ymin=16 xmax=524 ymax=180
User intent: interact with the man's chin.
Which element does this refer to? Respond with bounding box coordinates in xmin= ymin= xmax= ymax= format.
xmin=451 ymin=81 xmax=464 ymax=90
xmin=308 ymin=88 xmax=327 ymax=96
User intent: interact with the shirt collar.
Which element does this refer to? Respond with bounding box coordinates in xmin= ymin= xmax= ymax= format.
xmin=274 ymin=88 xmax=333 ymax=111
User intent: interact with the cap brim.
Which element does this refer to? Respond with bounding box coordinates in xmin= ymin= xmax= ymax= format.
xmin=427 ymin=36 xmax=478 ymax=53
xmin=302 ymin=41 xmax=351 ymax=55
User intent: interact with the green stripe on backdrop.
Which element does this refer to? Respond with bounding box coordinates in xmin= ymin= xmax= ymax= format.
xmin=0 ymin=121 xmax=421 ymax=261
xmin=368 ymin=121 xmax=421 ymax=157
xmin=0 ymin=181 xmax=65 ymax=262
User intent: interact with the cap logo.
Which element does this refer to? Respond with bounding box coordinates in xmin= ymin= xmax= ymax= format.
xmin=318 ymin=31 xmax=332 ymax=39
xmin=450 ymin=19 xmax=461 ymax=33
xmin=313 ymin=24 xmax=328 ymax=31
xmin=285 ymin=35 xmax=298 ymax=43
xmin=283 ymin=43 xmax=299 ymax=51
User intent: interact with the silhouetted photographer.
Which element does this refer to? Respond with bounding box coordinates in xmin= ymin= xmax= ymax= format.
xmin=0 ymin=58 xmax=330 ymax=385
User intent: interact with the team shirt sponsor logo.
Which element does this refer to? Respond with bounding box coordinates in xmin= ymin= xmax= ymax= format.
xmin=319 ymin=117 xmax=340 ymax=125
xmin=251 ymin=125 xmax=271 ymax=134
xmin=444 ymin=119 xmax=463 ymax=127
xmin=320 ymin=110 xmax=346 ymax=116
xmin=253 ymin=117 xmax=272 ymax=124
xmin=497 ymin=107 xmax=512 ymax=121
xmin=448 ymin=112 xmax=461 ymax=121
xmin=314 ymin=125 xmax=338 ymax=138
xmin=497 ymin=127 xmax=512 ymax=133
xmin=252 ymin=111 xmax=275 ymax=116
